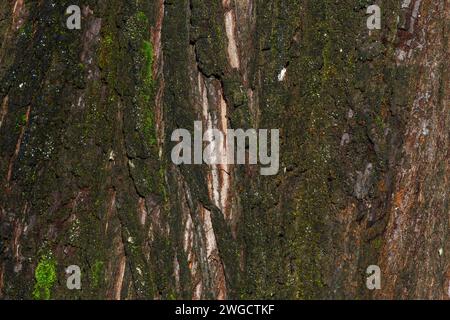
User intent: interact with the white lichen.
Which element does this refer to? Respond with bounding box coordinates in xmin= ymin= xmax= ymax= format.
xmin=278 ymin=68 xmax=287 ymax=82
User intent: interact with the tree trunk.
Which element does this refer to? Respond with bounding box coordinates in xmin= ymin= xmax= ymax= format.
xmin=0 ymin=0 xmax=448 ymax=299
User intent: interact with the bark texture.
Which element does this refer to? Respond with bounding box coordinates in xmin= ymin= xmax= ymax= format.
xmin=0 ymin=0 xmax=448 ymax=299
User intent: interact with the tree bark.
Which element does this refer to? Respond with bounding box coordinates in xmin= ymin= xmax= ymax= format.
xmin=0 ymin=0 xmax=448 ymax=299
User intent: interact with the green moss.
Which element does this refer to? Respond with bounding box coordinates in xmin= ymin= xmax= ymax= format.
xmin=136 ymin=11 xmax=148 ymax=24
xmin=142 ymin=40 xmax=154 ymax=85
xmin=33 ymin=254 xmax=57 ymax=300
xmin=158 ymin=165 xmax=168 ymax=202
xmin=20 ymin=113 xmax=27 ymax=124
xmin=103 ymin=35 xmax=113 ymax=47
xmin=372 ymin=238 xmax=383 ymax=250
xmin=15 ymin=112 xmax=27 ymax=131
xmin=167 ymin=292 xmax=177 ymax=300
xmin=91 ymin=260 xmax=104 ymax=288
xmin=143 ymin=107 xmax=157 ymax=147
xmin=374 ymin=114 xmax=385 ymax=130
xmin=140 ymin=40 xmax=156 ymax=146
xmin=18 ymin=23 xmax=32 ymax=40
xmin=98 ymin=31 xmax=118 ymax=85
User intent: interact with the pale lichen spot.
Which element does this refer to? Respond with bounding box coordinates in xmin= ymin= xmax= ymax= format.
xmin=224 ymin=10 xmax=240 ymax=69
xmin=278 ymin=68 xmax=287 ymax=82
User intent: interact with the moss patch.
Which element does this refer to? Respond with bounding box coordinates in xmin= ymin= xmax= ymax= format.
xmin=143 ymin=40 xmax=154 ymax=84
xmin=33 ymin=254 xmax=57 ymax=300
xmin=91 ymin=260 xmax=104 ymax=288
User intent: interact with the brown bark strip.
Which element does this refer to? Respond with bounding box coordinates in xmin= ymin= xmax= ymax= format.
xmin=108 ymin=236 xmax=126 ymax=300
xmin=12 ymin=0 xmax=25 ymax=28
xmin=0 ymin=0 xmax=27 ymax=65
xmin=0 ymin=95 xmax=7 ymax=130
xmin=114 ymin=252 xmax=126 ymax=300
xmin=151 ymin=0 xmax=164 ymax=79
xmin=199 ymin=74 xmax=232 ymax=221
xmin=222 ymin=0 xmax=241 ymax=70
xmin=152 ymin=0 xmax=166 ymax=156
xmin=138 ymin=197 xmax=147 ymax=227
xmin=12 ymin=219 xmax=23 ymax=271
xmin=176 ymin=172 xmax=204 ymax=299
xmin=105 ymin=189 xmax=116 ymax=235
xmin=379 ymin=0 xmax=449 ymax=299
xmin=200 ymin=206 xmax=227 ymax=300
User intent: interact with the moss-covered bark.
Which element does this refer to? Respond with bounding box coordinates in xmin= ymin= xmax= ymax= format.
xmin=0 ymin=0 xmax=448 ymax=300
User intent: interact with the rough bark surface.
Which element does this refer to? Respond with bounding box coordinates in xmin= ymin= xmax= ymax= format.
xmin=0 ymin=0 xmax=448 ymax=299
